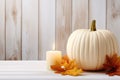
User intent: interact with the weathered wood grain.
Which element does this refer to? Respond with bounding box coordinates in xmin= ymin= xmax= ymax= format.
xmin=56 ymin=0 xmax=72 ymax=54
xmin=39 ymin=0 xmax=55 ymax=59
xmin=0 ymin=0 xmax=5 ymax=60
xmin=89 ymin=0 xmax=106 ymax=29
xmin=72 ymin=0 xmax=88 ymax=30
xmin=0 ymin=0 xmax=119 ymax=60
xmin=6 ymin=0 xmax=21 ymax=60
xmin=22 ymin=0 xmax=38 ymax=60
xmin=107 ymin=0 xmax=120 ymax=54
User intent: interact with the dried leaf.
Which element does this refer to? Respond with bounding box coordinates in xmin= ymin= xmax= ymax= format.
xmin=103 ymin=53 xmax=120 ymax=76
xmin=51 ymin=64 xmax=65 ymax=72
xmin=50 ymin=55 xmax=83 ymax=76
xmin=62 ymin=55 xmax=69 ymax=63
xmin=61 ymin=67 xmax=83 ymax=76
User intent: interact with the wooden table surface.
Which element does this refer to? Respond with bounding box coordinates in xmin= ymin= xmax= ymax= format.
xmin=0 ymin=61 xmax=119 ymax=80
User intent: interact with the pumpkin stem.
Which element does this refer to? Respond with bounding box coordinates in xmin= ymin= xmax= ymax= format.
xmin=90 ymin=20 xmax=96 ymax=31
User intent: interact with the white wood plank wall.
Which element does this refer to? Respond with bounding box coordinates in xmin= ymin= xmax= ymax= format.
xmin=39 ymin=0 xmax=55 ymax=60
xmin=6 ymin=0 xmax=22 ymax=60
xmin=55 ymin=0 xmax=72 ymax=54
xmin=0 ymin=0 xmax=119 ymax=60
xmin=0 ymin=0 xmax=5 ymax=60
xmin=22 ymin=0 xmax=38 ymax=60
xmin=107 ymin=0 xmax=120 ymax=54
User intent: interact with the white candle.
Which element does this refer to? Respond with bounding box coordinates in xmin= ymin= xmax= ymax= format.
xmin=46 ymin=51 xmax=62 ymax=70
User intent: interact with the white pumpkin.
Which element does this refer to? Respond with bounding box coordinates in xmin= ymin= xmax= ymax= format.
xmin=67 ymin=20 xmax=119 ymax=70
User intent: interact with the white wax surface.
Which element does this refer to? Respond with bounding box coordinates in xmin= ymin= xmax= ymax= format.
xmin=46 ymin=51 xmax=62 ymax=69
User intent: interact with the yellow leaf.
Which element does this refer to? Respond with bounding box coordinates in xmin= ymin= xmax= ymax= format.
xmin=61 ymin=67 xmax=83 ymax=76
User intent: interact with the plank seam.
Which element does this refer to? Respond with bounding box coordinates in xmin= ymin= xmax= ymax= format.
xmin=21 ymin=0 xmax=22 ymax=60
xmin=106 ymin=0 xmax=107 ymax=29
xmin=38 ymin=0 xmax=41 ymax=60
xmin=54 ymin=0 xmax=56 ymax=50
xmin=5 ymin=0 xmax=6 ymax=60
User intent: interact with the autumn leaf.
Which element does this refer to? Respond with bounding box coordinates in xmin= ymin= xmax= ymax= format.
xmin=62 ymin=55 xmax=69 ymax=63
xmin=61 ymin=67 xmax=83 ymax=76
xmin=50 ymin=55 xmax=83 ymax=76
xmin=103 ymin=53 xmax=120 ymax=76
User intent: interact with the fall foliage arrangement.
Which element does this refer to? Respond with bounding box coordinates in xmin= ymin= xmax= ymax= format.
xmin=50 ymin=55 xmax=83 ymax=76
xmin=50 ymin=53 xmax=120 ymax=76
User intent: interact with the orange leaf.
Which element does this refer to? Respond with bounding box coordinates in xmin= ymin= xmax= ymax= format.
xmin=51 ymin=64 xmax=65 ymax=72
xmin=50 ymin=55 xmax=83 ymax=76
xmin=62 ymin=55 xmax=69 ymax=63
xmin=103 ymin=53 xmax=120 ymax=76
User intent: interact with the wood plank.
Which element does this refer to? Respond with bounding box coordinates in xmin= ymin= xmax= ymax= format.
xmin=39 ymin=0 xmax=55 ymax=59
xmin=72 ymin=0 xmax=88 ymax=30
xmin=107 ymin=0 xmax=120 ymax=54
xmin=89 ymin=0 xmax=106 ymax=29
xmin=22 ymin=0 xmax=38 ymax=60
xmin=56 ymin=0 xmax=72 ymax=54
xmin=0 ymin=0 xmax=5 ymax=60
xmin=6 ymin=0 xmax=21 ymax=60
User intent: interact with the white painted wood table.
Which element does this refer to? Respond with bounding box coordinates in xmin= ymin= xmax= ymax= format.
xmin=0 ymin=61 xmax=119 ymax=80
